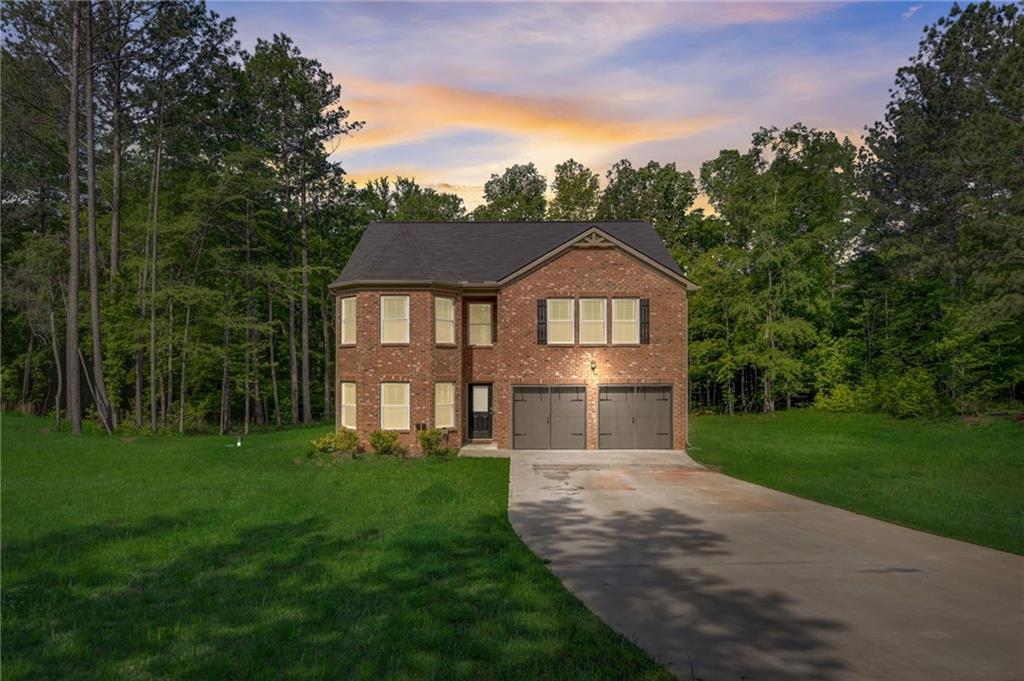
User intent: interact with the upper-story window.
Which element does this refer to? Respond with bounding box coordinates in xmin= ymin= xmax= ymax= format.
xmin=468 ymin=303 xmax=492 ymax=346
xmin=547 ymin=298 xmax=574 ymax=345
xmin=579 ymin=298 xmax=607 ymax=345
xmin=435 ymin=297 xmax=455 ymax=344
xmin=612 ymin=298 xmax=640 ymax=344
xmin=340 ymin=297 xmax=357 ymax=345
xmin=380 ymin=295 xmax=409 ymax=344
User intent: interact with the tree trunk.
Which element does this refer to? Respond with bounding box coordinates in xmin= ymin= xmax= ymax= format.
xmin=243 ymin=329 xmax=251 ymax=436
xmin=50 ymin=309 xmax=62 ymax=430
xmin=20 ymin=333 xmax=34 ymax=411
xmin=300 ymin=187 xmax=312 ymax=424
xmin=84 ymin=1 xmax=113 ymax=433
xmin=268 ymin=296 xmax=282 ymax=427
xmin=179 ymin=305 xmax=190 ymax=434
xmin=109 ymin=3 xmax=122 ymax=280
xmin=66 ymin=1 xmax=82 ymax=434
xmin=321 ymin=289 xmax=332 ymax=418
xmin=289 ymin=297 xmax=299 ymax=424
xmin=166 ymin=300 xmax=174 ymax=426
xmin=219 ymin=322 xmax=230 ymax=435
xmin=149 ymin=100 xmax=163 ymax=433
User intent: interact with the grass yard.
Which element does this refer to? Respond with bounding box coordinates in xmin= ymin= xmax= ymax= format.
xmin=690 ymin=410 xmax=1024 ymax=555
xmin=1 ymin=415 xmax=669 ymax=680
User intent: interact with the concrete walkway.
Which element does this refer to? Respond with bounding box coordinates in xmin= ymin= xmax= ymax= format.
xmin=508 ymin=449 xmax=1024 ymax=681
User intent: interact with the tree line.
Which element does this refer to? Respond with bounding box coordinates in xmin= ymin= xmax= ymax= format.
xmin=2 ymin=1 xmax=1020 ymax=435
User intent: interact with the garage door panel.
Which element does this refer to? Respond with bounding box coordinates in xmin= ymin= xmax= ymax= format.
xmin=599 ymin=386 xmax=635 ymax=449
xmin=635 ymin=386 xmax=672 ymax=449
xmin=513 ymin=387 xmax=549 ymax=449
xmin=550 ymin=387 xmax=586 ymax=449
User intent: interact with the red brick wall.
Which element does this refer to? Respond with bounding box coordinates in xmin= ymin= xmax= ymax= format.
xmin=336 ymin=289 xmax=464 ymax=453
xmin=492 ymin=248 xmax=688 ymax=449
xmin=335 ymin=245 xmax=688 ymax=453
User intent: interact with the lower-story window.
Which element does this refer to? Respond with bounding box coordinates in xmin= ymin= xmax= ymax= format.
xmin=381 ymin=382 xmax=410 ymax=430
xmin=341 ymin=382 xmax=356 ymax=429
xmin=435 ymin=382 xmax=455 ymax=428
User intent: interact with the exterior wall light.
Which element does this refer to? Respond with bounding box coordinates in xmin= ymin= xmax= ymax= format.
xmin=590 ymin=359 xmax=597 ymax=372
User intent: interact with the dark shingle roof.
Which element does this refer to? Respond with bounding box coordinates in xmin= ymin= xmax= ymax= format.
xmin=332 ymin=221 xmax=684 ymax=287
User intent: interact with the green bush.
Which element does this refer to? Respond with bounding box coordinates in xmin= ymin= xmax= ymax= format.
xmin=814 ymin=384 xmax=857 ymax=412
xmin=310 ymin=429 xmax=361 ymax=455
xmin=418 ymin=428 xmax=443 ymax=456
xmin=878 ymin=368 xmax=940 ymax=418
xmin=368 ymin=429 xmax=408 ymax=457
xmin=417 ymin=428 xmax=458 ymax=457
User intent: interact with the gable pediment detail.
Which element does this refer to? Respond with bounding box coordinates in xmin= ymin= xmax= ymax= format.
xmin=572 ymin=231 xmax=615 ymax=248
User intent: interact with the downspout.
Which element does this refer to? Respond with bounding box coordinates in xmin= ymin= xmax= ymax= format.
xmin=685 ymin=289 xmax=691 ymax=451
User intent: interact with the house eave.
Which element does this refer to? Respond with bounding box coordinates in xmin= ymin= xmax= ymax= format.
xmin=329 ymin=279 xmax=500 ymax=294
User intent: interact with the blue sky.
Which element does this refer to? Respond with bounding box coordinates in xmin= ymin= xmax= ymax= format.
xmin=211 ymin=1 xmax=953 ymax=208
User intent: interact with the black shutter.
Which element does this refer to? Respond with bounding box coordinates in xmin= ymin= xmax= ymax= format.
xmin=491 ymin=302 xmax=497 ymax=344
xmin=640 ymin=299 xmax=650 ymax=344
xmin=537 ymin=299 xmax=547 ymax=344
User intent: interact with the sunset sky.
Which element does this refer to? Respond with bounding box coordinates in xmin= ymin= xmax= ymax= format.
xmin=212 ymin=1 xmax=953 ymax=208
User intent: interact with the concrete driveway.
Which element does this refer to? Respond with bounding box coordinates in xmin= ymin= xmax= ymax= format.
xmin=508 ymin=450 xmax=1024 ymax=681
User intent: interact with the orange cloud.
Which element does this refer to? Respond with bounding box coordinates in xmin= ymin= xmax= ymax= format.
xmin=336 ymin=77 xmax=732 ymax=152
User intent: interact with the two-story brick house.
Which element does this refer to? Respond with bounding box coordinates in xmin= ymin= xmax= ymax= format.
xmin=330 ymin=221 xmax=697 ymax=454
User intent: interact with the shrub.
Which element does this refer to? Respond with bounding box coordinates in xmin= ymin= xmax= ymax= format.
xmin=814 ymin=384 xmax=857 ymax=412
xmin=368 ymin=429 xmax=408 ymax=457
xmin=878 ymin=368 xmax=940 ymax=418
xmin=310 ymin=429 xmax=361 ymax=455
xmin=418 ymin=428 xmax=444 ymax=456
xmin=417 ymin=428 xmax=458 ymax=458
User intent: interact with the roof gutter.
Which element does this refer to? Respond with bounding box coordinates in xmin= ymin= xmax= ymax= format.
xmin=328 ymin=279 xmax=500 ymax=294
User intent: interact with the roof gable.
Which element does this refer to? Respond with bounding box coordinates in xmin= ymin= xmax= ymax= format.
xmin=331 ymin=221 xmax=696 ymax=290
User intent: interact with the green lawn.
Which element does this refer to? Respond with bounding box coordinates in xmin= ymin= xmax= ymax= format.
xmin=690 ymin=410 xmax=1024 ymax=555
xmin=1 ymin=415 xmax=668 ymax=680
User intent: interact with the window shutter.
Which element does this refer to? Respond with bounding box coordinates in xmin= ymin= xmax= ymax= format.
xmin=640 ymin=299 xmax=650 ymax=344
xmin=492 ymin=301 xmax=497 ymax=345
xmin=537 ymin=299 xmax=547 ymax=344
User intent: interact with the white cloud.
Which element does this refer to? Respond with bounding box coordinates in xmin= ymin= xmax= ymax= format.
xmin=902 ymin=4 xmax=922 ymax=20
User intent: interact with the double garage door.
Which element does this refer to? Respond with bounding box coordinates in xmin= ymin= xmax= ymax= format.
xmin=512 ymin=385 xmax=672 ymax=450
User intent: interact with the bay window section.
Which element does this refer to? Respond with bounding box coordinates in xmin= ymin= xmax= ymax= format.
xmin=340 ymin=382 xmax=356 ymax=429
xmin=340 ymin=297 xmax=357 ymax=345
xmin=380 ymin=382 xmax=410 ymax=430
xmin=380 ymin=295 xmax=409 ymax=344
xmin=612 ymin=298 xmax=640 ymax=344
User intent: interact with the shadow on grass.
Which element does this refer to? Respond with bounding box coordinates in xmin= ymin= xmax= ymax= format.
xmin=2 ymin=510 xmax=670 ymax=680
xmin=510 ymin=496 xmax=847 ymax=681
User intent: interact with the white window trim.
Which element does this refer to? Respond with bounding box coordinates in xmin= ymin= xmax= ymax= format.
xmin=546 ymin=298 xmax=575 ymax=345
xmin=380 ymin=295 xmax=410 ymax=344
xmin=612 ymin=297 xmax=641 ymax=345
xmin=434 ymin=382 xmax=455 ymax=429
xmin=380 ymin=382 xmax=410 ymax=431
xmin=340 ymin=382 xmax=357 ymax=429
xmin=435 ymin=297 xmax=455 ymax=345
xmin=579 ymin=298 xmax=607 ymax=345
xmin=340 ymin=297 xmax=357 ymax=345
xmin=467 ymin=302 xmax=493 ymax=347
